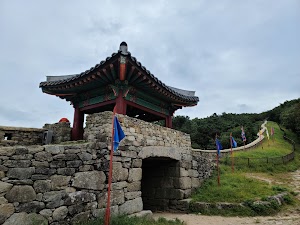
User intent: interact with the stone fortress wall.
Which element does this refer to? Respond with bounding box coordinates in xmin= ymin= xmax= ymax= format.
xmin=0 ymin=111 xmax=213 ymax=225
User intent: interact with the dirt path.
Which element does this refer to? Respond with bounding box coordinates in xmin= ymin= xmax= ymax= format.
xmin=153 ymin=212 xmax=300 ymax=225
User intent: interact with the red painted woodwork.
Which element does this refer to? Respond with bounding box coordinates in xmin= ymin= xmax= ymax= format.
xmin=80 ymin=99 xmax=116 ymax=112
xmin=115 ymin=91 xmax=127 ymax=114
xmin=120 ymin=63 xmax=126 ymax=81
xmin=72 ymin=106 xmax=84 ymax=140
xmin=166 ymin=115 xmax=172 ymax=128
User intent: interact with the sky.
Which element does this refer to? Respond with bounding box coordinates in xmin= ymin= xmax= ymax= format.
xmin=0 ymin=0 xmax=299 ymax=128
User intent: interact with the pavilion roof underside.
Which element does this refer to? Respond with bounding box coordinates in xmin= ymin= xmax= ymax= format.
xmin=40 ymin=51 xmax=199 ymax=106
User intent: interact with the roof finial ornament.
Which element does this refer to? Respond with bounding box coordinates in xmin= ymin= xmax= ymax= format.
xmin=119 ymin=42 xmax=128 ymax=55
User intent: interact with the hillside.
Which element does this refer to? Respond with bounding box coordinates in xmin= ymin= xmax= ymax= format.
xmin=173 ymin=98 xmax=300 ymax=149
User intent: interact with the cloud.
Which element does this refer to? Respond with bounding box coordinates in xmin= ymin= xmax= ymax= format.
xmin=0 ymin=0 xmax=299 ymax=128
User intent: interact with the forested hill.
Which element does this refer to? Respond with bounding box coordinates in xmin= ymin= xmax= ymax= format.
xmin=173 ymin=98 xmax=300 ymax=150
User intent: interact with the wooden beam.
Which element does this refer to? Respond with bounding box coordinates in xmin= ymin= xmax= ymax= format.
xmin=110 ymin=64 xmax=117 ymax=80
xmin=127 ymin=66 xmax=135 ymax=82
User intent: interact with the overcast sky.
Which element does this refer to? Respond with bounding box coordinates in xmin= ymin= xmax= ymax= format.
xmin=0 ymin=0 xmax=299 ymax=128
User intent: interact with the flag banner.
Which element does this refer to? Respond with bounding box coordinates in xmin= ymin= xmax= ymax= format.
xmin=231 ymin=136 xmax=238 ymax=148
xmin=216 ymin=138 xmax=223 ymax=155
xmin=113 ymin=116 xmax=125 ymax=151
xmin=241 ymin=127 xmax=246 ymax=142
xmin=271 ymin=127 xmax=275 ymax=136
xmin=266 ymin=128 xmax=270 ymax=140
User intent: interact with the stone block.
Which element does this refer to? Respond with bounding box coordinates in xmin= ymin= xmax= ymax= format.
xmin=175 ymin=177 xmax=192 ymax=190
xmin=31 ymin=160 xmax=49 ymax=168
xmin=188 ymin=169 xmax=199 ymax=178
xmin=7 ymin=167 xmax=35 ymax=180
xmin=125 ymin=191 xmax=141 ymax=200
xmin=35 ymin=152 xmax=52 ymax=162
xmin=0 ymin=196 xmax=8 ymax=205
xmin=78 ymin=152 xmax=93 ymax=161
xmin=6 ymin=185 xmax=36 ymax=203
xmin=43 ymin=190 xmax=67 ymax=209
xmin=0 ymin=203 xmax=14 ymax=224
xmin=66 ymin=160 xmax=82 ymax=168
xmin=112 ymin=162 xmax=128 ymax=182
xmin=119 ymin=197 xmax=143 ymax=215
xmin=53 ymin=206 xmax=68 ymax=221
xmin=127 ymin=181 xmax=141 ymax=192
xmin=72 ymin=171 xmax=106 ymax=190
xmin=3 ymin=212 xmax=47 ymax=225
xmin=128 ymin=168 xmax=142 ymax=182
xmin=57 ymin=168 xmax=76 ymax=176
xmin=112 ymin=181 xmax=128 ymax=190
xmin=50 ymin=175 xmax=71 ymax=190
xmin=180 ymin=168 xmax=189 ymax=177
xmin=45 ymin=145 xmax=65 ymax=154
xmin=0 ymin=181 xmax=13 ymax=196
xmin=71 ymin=211 xmax=91 ymax=225
xmin=0 ymin=147 xmax=15 ymax=156
xmin=68 ymin=191 xmax=96 ymax=204
xmin=16 ymin=201 xmax=45 ymax=213
xmin=191 ymin=178 xmax=201 ymax=188
xmin=132 ymin=159 xmax=142 ymax=168
xmin=39 ymin=209 xmax=52 ymax=219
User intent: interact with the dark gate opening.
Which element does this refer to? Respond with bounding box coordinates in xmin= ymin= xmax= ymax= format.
xmin=142 ymin=157 xmax=180 ymax=211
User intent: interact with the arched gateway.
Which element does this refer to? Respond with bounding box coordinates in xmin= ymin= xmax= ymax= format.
xmin=39 ymin=42 xmax=199 ymax=140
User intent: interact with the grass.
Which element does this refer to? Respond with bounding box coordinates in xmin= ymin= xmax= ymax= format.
xmin=191 ymin=122 xmax=300 ymax=216
xmin=191 ymin=167 xmax=279 ymax=203
xmin=79 ymin=215 xmax=185 ymax=225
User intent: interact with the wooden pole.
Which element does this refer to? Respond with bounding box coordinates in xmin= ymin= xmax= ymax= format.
xmin=230 ymin=133 xmax=234 ymax=173
xmin=215 ymin=134 xmax=220 ymax=186
xmin=105 ymin=108 xmax=116 ymax=225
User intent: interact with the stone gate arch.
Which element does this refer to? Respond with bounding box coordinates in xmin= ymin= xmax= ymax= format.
xmin=139 ymin=146 xmax=184 ymax=211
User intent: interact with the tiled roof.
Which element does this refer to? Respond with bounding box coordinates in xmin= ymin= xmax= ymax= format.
xmin=40 ymin=44 xmax=199 ymax=103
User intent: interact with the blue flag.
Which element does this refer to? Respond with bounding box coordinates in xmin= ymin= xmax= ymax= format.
xmin=113 ymin=116 xmax=125 ymax=151
xmin=231 ymin=136 xmax=237 ymax=148
xmin=241 ymin=127 xmax=246 ymax=142
xmin=215 ymin=138 xmax=223 ymax=155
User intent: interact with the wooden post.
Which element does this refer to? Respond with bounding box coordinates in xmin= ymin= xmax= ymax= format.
xmin=72 ymin=106 xmax=84 ymax=140
xmin=166 ymin=116 xmax=172 ymax=128
xmin=230 ymin=133 xmax=234 ymax=173
xmin=115 ymin=91 xmax=126 ymax=115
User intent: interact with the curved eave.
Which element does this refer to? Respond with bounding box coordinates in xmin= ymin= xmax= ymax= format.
xmin=39 ymin=50 xmax=199 ymax=106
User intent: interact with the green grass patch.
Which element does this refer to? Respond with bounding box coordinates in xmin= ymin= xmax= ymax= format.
xmin=191 ymin=168 xmax=279 ymax=203
xmin=79 ymin=215 xmax=185 ymax=225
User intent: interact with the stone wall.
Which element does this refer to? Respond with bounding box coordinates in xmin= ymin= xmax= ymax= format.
xmin=43 ymin=122 xmax=71 ymax=144
xmin=0 ymin=126 xmax=45 ymax=146
xmin=0 ymin=112 xmax=213 ymax=224
xmin=84 ymin=111 xmax=191 ymax=148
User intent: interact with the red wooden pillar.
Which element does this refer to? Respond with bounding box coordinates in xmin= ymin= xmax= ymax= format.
xmin=72 ymin=106 xmax=84 ymax=140
xmin=115 ymin=91 xmax=127 ymax=114
xmin=166 ymin=116 xmax=172 ymax=128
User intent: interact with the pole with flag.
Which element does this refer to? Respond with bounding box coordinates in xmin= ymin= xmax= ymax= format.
xmin=105 ymin=112 xmax=125 ymax=225
xmin=241 ymin=126 xmax=246 ymax=149
xmin=215 ymin=134 xmax=223 ymax=186
xmin=266 ymin=127 xmax=270 ymax=146
xmin=259 ymin=129 xmax=263 ymax=149
xmin=270 ymin=127 xmax=275 ymax=143
xmin=230 ymin=133 xmax=237 ymax=173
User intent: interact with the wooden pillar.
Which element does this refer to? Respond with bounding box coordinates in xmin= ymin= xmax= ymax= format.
xmin=72 ymin=106 xmax=84 ymax=140
xmin=166 ymin=116 xmax=172 ymax=128
xmin=115 ymin=91 xmax=127 ymax=114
